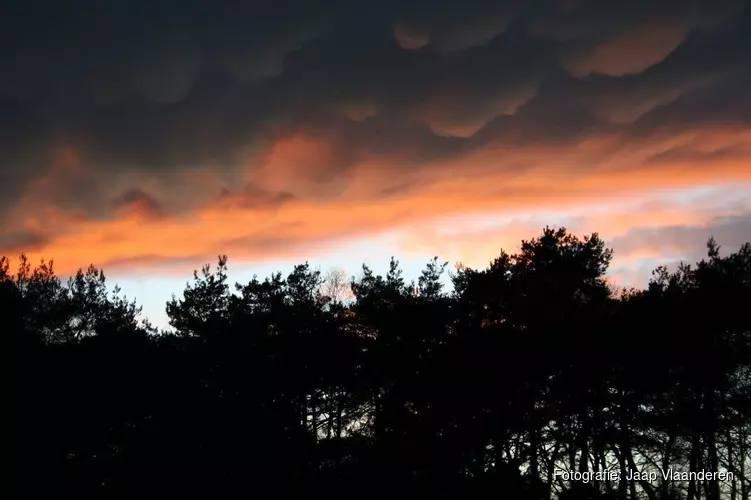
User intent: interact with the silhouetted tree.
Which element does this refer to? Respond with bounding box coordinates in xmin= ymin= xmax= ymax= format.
xmin=10 ymin=229 xmax=751 ymax=499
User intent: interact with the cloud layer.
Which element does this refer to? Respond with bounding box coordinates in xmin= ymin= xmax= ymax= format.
xmin=1 ymin=0 xmax=749 ymax=278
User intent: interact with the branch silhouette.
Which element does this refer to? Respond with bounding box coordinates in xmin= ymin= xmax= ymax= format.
xmin=10 ymin=229 xmax=751 ymax=499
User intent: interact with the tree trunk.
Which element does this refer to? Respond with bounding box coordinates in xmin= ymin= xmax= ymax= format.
xmin=739 ymin=425 xmax=747 ymax=500
xmin=579 ymin=411 xmax=590 ymax=475
xmin=311 ymin=390 xmax=318 ymax=441
xmin=335 ymin=389 xmax=343 ymax=438
xmin=687 ymin=429 xmax=701 ymax=500
xmin=494 ymin=435 xmax=505 ymax=476
xmin=625 ymin=440 xmax=656 ymax=500
xmin=615 ymin=437 xmax=637 ymax=500
xmin=601 ymin=448 xmax=614 ymax=497
xmin=569 ymin=417 xmax=578 ymax=474
xmin=728 ymin=427 xmax=737 ymax=500
xmin=700 ymin=447 xmax=710 ymax=500
xmin=374 ymin=389 xmax=383 ymax=443
xmin=614 ymin=443 xmax=629 ymax=500
xmin=326 ymin=391 xmax=334 ymax=439
xmin=546 ymin=441 xmax=562 ymax=500
xmin=706 ymin=389 xmax=720 ymax=500
xmin=592 ymin=437 xmax=601 ymax=491
xmin=662 ymin=433 xmax=675 ymax=500
xmin=474 ymin=442 xmax=486 ymax=477
xmin=530 ymin=427 xmax=540 ymax=479
xmin=301 ymin=395 xmax=308 ymax=431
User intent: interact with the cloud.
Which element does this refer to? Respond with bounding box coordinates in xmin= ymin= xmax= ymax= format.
xmin=395 ymin=185 xmax=751 ymax=286
xmin=214 ymin=184 xmax=295 ymax=211
xmin=560 ymin=20 xmax=689 ymax=78
xmin=393 ymin=23 xmax=432 ymax=50
xmin=393 ymin=1 xmax=524 ymax=52
xmin=112 ymin=189 xmax=165 ymax=221
xmin=0 ymin=0 xmax=750 ymax=276
xmin=528 ymin=0 xmax=745 ymax=77
xmin=0 ymin=229 xmax=50 ymax=256
xmin=607 ymin=214 xmax=751 ymax=263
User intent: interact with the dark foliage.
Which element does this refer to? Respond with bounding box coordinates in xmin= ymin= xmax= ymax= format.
xmin=10 ymin=228 xmax=751 ymax=499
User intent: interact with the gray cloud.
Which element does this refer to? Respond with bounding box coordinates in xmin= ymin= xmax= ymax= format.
xmin=215 ymin=184 xmax=296 ymax=211
xmin=0 ymin=229 xmax=50 ymax=256
xmin=606 ymin=212 xmax=751 ymax=288
xmin=112 ymin=189 xmax=165 ymax=220
xmin=0 ymin=0 xmax=749 ymax=238
xmin=610 ymin=213 xmax=751 ymax=263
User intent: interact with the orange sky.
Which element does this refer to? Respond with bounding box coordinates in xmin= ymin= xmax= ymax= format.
xmin=4 ymin=125 xmax=749 ymax=277
xmin=1 ymin=0 xmax=749 ymax=326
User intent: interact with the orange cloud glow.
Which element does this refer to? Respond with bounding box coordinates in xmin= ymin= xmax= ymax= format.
xmin=4 ymin=122 xmax=750 ymax=278
xmin=2 ymin=0 xmax=749 ymax=292
xmin=561 ymin=21 xmax=689 ymax=78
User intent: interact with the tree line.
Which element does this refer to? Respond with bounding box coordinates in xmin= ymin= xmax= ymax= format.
xmin=10 ymin=227 xmax=751 ymax=499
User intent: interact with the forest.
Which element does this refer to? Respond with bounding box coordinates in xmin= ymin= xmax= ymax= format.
xmin=10 ymin=227 xmax=751 ymax=499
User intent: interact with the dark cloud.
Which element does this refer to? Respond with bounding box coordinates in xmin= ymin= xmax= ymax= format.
xmin=112 ymin=189 xmax=164 ymax=220
xmin=215 ymin=184 xmax=296 ymax=211
xmin=529 ymin=0 xmax=745 ymax=77
xmin=596 ymin=210 xmax=751 ymax=288
xmin=392 ymin=1 xmax=526 ymax=51
xmin=609 ymin=213 xmax=751 ymax=263
xmin=643 ymin=143 xmax=750 ymax=167
xmin=0 ymin=229 xmax=50 ymax=255
xmin=629 ymin=66 xmax=751 ymax=137
xmin=0 ymin=0 xmax=749 ymax=239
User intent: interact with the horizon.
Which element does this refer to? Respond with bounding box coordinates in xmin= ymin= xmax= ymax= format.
xmin=2 ymin=0 xmax=750 ymax=328
xmin=2 ymin=213 xmax=745 ymax=331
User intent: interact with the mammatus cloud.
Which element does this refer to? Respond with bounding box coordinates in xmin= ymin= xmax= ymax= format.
xmin=112 ymin=189 xmax=165 ymax=222
xmin=393 ymin=1 xmax=524 ymax=51
xmin=0 ymin=0 xmax=749 ymax=279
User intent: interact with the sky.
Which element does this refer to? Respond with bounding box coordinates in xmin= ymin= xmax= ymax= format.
xmin=1 ymin=0 xmax=750 ymax=329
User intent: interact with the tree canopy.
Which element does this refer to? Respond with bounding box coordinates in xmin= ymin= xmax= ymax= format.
xmin=11 ymin=227 xmax=751 ymax=500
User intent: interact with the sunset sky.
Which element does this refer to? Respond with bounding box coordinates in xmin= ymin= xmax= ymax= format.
xmin=1 ymin=0 xmax=750 ymax=328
